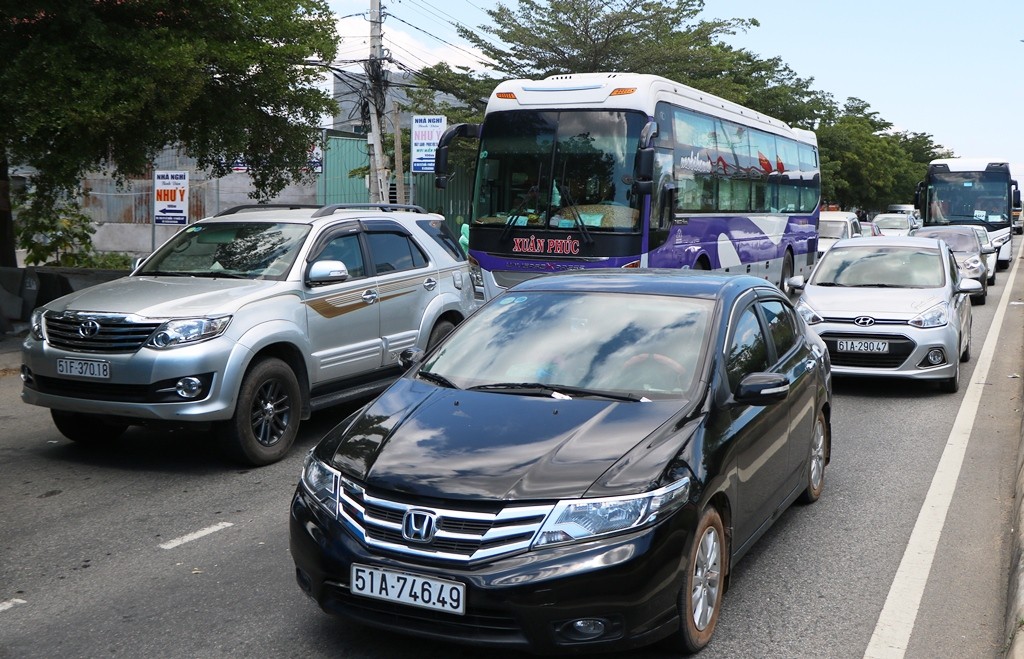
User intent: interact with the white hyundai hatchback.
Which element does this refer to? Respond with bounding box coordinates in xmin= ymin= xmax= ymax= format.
xmin=789 ymin=236 xmax=982 ymax=393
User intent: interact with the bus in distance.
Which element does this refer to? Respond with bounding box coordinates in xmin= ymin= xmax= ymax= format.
xmin=434 ymin=72 xmax=821 ymax=300
xmin=915 ymin=158 xmax=1020 ymax=269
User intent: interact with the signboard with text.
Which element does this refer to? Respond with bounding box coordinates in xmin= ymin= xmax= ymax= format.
xmin=153 ymin=170 xmax=189 ymax=225
xmin=411 ymin=115 xmax=447 ymax=174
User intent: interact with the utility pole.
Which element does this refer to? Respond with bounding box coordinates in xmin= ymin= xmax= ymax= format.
xmin=366 ymin=0 xmax=390 ymax=203
xmin=392 ymin=102 xmax=405 ymax=204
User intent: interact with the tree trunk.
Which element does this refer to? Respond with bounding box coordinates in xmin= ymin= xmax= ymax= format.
xmin=0 ymin=155 xmax=17 ymax=268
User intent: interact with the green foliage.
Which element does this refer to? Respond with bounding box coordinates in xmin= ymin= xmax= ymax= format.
xmin=15 ymin=194 xmax=97 ymax=266
xmin=0 ymin=0 xmax=340 ymax=266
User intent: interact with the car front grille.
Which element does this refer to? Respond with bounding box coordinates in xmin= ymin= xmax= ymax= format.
xmin=820 ymin=331 xmax=916 ymax=368
xmin=44 ymin=312 xmax=161 ymax=353
xmin=335 ymin=479 xmax=554 ymax=565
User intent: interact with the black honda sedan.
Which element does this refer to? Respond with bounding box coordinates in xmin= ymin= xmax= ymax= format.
xmin=290 ymin=270 xmax=833 ymax=655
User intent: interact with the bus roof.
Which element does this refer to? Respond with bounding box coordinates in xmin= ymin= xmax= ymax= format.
xmin=487 ymin=72 xmax=815 ymax=145
xmin=928 ymin=157 xmax=1012 ymax=174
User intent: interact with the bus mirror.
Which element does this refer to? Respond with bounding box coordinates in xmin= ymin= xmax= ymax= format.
xmin=914 ymin=181 xmax=924 ymax=211
xmin=434 ymin=123 xmax=481 ymax=190
xmin=633 ymin=179 xmax=653 ymax=196
xmin=634 ymin=147 xmax=654 ymax=181
xmin=1013 ymin=188 xmax=1021 ymax=209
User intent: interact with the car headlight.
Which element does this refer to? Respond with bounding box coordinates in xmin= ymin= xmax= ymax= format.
xmin=796 ymin=299 xmax=823 ymax=325
xmin=533 ymin=477 xmax=691 ymax=548
xmin=301 ymin=451 xmax=340 ymax=511
xmin=30 ymin=308 xmax=46 ymax=340
xmin=962 ymin=256 xmax=983 ymax=271
xmin=145 ymin=315 xmax=231 ymax=349
xmin=909 ymin=302 xmax=948 ymax=328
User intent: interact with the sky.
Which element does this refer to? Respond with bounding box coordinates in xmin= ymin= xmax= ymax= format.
xmin=326 ymin=0 xmax=1024 ymax=174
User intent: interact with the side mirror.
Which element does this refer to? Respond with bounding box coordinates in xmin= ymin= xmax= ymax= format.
xmin=958 ymin=278 xmax=983 ymax=294
xmin=399 ymin=348 xmax=425 ymax=370
xmin=307 ymin=260 xmax=349 ymax=286
xmin=786 ymin=275 xmax=806 ymax=292
xmin=981 ymin=245 xmax=996 ymax=255
xmin=733 ymin=372 xmax=790 ymax=406
xmin=434 ymin=123 xmax=481 ymax=190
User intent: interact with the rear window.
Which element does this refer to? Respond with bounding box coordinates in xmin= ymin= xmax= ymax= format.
xmin=417 ymin=219 xmax=466 ymax=261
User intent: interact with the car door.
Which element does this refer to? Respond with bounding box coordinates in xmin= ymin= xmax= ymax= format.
xmin=363 ymin=220 xmax=439 ymax=367
xmin=757 ymin=294 xmax=817 ymax=489
xmin=303 ymin=225 xmax=383 ymax=383
xmin=722 ymin=294 xmax=793 ymax=551
xmin=946 ymin=247 xmax=972 ymax=351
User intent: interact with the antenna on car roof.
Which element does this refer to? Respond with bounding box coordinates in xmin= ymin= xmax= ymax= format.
xmin=311 ymin=204 xmax=428 ymax=217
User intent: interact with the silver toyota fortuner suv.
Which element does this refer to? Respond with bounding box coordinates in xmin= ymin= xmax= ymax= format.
xmin=20 ymin=204 xmax=477 ymax=465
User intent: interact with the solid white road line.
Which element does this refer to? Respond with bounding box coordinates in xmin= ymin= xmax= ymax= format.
xmin=158 ymin=521 xmax=234 ymax=550
xmin=864 ymin=238 xmax=1022 ymax=658
xmin=0 ymin=598 xmax=27 ymax=613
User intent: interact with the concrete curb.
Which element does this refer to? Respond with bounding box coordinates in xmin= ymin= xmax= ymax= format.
xmin=1007 ymin=369 xmax=1024 ymax=657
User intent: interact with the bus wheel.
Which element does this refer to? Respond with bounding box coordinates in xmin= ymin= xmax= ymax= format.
xmin=780 ymin=250 xmax=795 ymax=296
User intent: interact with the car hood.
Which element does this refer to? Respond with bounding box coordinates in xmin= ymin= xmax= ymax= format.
xmin=319 ymin=378 xmax=695 ymax=501
xmin=801 ymin=284 xmax=946 ymax=319
xmin=43 ymin=276 xmax=285 ymax=317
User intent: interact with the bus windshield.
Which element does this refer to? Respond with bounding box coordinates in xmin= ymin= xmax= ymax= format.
xmin=471 ymin=109 xmax=648 ymax=232
xmin=926 ymin=171 xmax=1010 ymax=227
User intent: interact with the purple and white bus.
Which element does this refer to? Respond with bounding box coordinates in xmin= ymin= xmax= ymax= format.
xmin=435 ymin=72 xmax=821 ymax=300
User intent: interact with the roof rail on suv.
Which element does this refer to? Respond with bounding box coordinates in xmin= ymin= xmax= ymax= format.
xmin=311 ymin=204 xmax=427 ymax=217
xmin=215 ymin=204 xmax=321 ymax=216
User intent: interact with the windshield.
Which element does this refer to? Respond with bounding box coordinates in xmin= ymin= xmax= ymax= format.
xmin=925 ymin=171 xmax=1010 ymax=226
xmin=139 ymin=222 xmax=311 ymax=280
xmin=873 ymin=215 xmax=910 ymax=230
xmin=914 ymin=230 xmax=979 ymax=253
xmin=421 ymin=291 xmax=713 ymax=399
xmin=819 ymin=220 xmax=849 ymax=239
xmin=811 ymin=245 xmax=944 ymax=288
xmin=472 ymin=110 xmax=647 ymax=232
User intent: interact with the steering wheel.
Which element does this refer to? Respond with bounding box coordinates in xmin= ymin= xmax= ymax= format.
xmin=623 ymin=353 xmax=686 ymax=375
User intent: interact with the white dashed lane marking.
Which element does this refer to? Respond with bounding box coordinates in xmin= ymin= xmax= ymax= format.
xmin=159 ymin=522 xmax=234 ymax=550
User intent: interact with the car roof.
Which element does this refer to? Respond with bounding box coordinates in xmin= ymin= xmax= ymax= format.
xmin=819 ymin=211 xmax=858 ymax=221
xmin=507 ymin=269 xmax=778 ymax=300
xmin=872 ymin=213 xmax=911 ymax=221
xmin=913 ymin=225 xmax=977 ymax=236
xmin=833 ymin=235 xmax=944 ymax=249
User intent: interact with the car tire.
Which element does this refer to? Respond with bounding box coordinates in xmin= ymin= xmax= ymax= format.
xmin=51 ymin=410 xmax=128 ymax=444
xmin=779 ymin=250 xmax=795 ymax=297
xmin=426 ymin=319 xmax=456 ymax=352
xmin=988 ymin=269 xmax=996 ymax=286
xmin=798 ymin=409 xmax=828 ymax=504
xmin=940 ymin=354 xmax=960 ymax=393
xmin=219 ymin=357 xmax=301 ymax=466
xmin=960 ymin=325 xmax=972 ymax=363
xmin=670 ymin=506 xmax=725 ymax=654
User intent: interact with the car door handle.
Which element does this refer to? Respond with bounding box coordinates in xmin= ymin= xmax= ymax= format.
xmin=361 ymin=289 xmax=378 ymax=304
xmin=423 ymin=277 xmax=438 ymax=291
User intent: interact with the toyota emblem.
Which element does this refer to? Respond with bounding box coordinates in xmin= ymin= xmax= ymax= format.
xmin=853 ymin=316 xmax=875 ymax=327
xmin=78 ymin=320 xmax=101 ymax=338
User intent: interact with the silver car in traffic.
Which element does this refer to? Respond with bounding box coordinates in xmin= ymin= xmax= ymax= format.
xmin=789 ymin=236 xmax=982 ymax=393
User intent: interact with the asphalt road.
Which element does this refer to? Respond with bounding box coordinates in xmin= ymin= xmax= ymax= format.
xmin=1 ymin=253 xmax=1022 ymax=658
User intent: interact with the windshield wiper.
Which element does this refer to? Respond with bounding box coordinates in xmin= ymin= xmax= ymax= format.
xmin=418 ymin=370 xmax=459 ymax=389
xmin=188 ymin=271 xmax=249 ymax=279
xmin=468 ymin=382 xmax=646 ymax=402
xmin=140 ymin=270 xmax=189 ymax=277
xmin=556 ymin=181 xmax=593 ymax=244
xmin=813 ymin=282 xmax=847 ymax=287
xmin=849 ymin=283 xmax=906 ymax=288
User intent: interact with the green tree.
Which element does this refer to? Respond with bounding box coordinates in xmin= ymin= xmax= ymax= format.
xmin=0 ymin=0 xmax=340 ymax=267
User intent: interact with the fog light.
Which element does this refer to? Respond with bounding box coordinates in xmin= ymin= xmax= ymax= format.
xmin=20 ymin=365 xmax=33 ymax=384
xmin=926 ymin=348 xmax=945 ymax=365
xmin=570 ymin=619 xmax=606 ymax=640
xmin=175 ymin=377 xmax=203 ymax=399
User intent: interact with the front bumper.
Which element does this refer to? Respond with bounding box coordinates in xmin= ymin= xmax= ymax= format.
xmin=289 ymin=485 xmax=697 ymax=655
xmin=812 ymin=321 xmax=960 ymax=381
xmin=20 ymin=335 xmax=252 ymax=422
